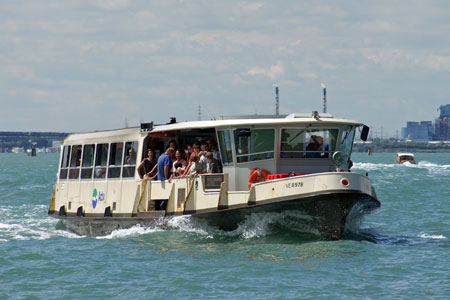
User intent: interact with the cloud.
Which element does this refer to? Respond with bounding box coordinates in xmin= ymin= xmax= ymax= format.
xmin=247 ymin=61 xmax=285 ymax=80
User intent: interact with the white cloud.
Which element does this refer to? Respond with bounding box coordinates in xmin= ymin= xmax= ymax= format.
xmin=247 ymin=61 xmax=285 ymax=80
xmin=422 ymin=55 xmax=450 ymax=72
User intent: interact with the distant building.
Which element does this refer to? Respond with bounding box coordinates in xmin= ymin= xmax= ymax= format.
xmin=434 ymin=104 xmax=450 ymax=141
xmin=402 ymin=121 xmax=433 ymax=141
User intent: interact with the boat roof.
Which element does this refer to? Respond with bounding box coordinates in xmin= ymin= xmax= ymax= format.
xmin=149 ymin=114 xmax=362 ymax=132
xmin=397 ymin=152 xmax=415 ymax=157
xmin=64 ymin=113 xmax=363 ymax=142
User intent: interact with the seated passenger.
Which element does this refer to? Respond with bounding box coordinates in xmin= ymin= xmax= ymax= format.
xmin=305 ymin=135 xmax=323 ymax=158
xmin=125 ymin=148 xmax=136 ymax=165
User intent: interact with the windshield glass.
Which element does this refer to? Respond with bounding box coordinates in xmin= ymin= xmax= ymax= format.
xmin=340 ymin=126 xmax=355 ymax=159
xmin=280 ymin=128 xmax=338 ymax=158
xmin=234 ymin=128 xmax=274 ymax=163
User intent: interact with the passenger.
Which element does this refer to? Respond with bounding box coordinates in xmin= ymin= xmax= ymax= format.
xmin=205 ymin=152 xmax=220 ymax=173
xmin=171 ymin=150 xmax=187 ymax=176
xmin=206 ymin=139 xmax=221 ymax=161
xmin=188 ymin=154 xmax=203 ymax=176
xmin=186 ymin=144 xmax=193 ymax=156
xmin=157 ymin=148 xmax=175 ymax=210
xmin=125 ymin=148 xmax=136 ymax=165
xmin=157 ymin=147 xmax=175 ymax=181
xmin=137 ymin=149 xmax=157 ymax=179
xmin=192 ymin=142 xmax=201 ymax=156
xmin=198 ymin=142 xmax=209 ymax=173
xmin=168 ymin=139 xmax=178 ymax=151
xmin=184 ymin=142 xmax=201 ymax=175
xmin=305 ymin=135 xmax=323 ymax=158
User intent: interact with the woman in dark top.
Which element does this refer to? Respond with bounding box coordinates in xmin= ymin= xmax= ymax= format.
xmin=138 ymin=149 xmax=157 ymax=178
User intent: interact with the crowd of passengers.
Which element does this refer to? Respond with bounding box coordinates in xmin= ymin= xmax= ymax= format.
xmin=136 ymin=138 xmax=222 ymax=182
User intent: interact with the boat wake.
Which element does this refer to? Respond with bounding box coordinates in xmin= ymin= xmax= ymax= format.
xmin=0 ymin=205 xmax=81 ymax=242
xmin=342 ymin=226 xmax=447 ymax=245
xmin=96 ymin=211 xmax=324 ymax=241
xmin=353 ymin=161 xmax=450 ymax=174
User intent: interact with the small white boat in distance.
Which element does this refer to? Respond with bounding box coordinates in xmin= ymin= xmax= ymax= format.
xmin=48 ymin=111 xmax=380 ymax=240
xmin=396 ymin=152 xmax=416 ymax=164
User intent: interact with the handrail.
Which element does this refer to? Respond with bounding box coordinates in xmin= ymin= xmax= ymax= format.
xmin=183 ymin=174 xmax=198 ymax=211
xmin=235 ymin=150 xmax=274 ymax=158
xmin=137 ymin=177 xmax=150 ymax=212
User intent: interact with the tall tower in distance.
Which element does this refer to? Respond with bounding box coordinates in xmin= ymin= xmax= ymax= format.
xmin=274 ymin=85 xmax=279 ymax=115
xmin=321 ymin=83 xmax=327 ymax=113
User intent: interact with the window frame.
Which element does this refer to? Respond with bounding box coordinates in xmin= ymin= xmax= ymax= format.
xmin=94 ymin=143 xmax=109 ymax=180
xmin=216 ymin=129 xmax=234 ymax=166
xmin=59 ymin=145 xmax=71 ymax=180
xmin=81 ymin=144 xmax=95 ymax=180
xmin=68 ymin=145 xmax=82 ymax=180
xmin=233 ymin=128 xmax=275 ymax=164
xmin=279 ymin=127 xmax=340 ymax=159
xmin=107 ymin=142 xmax=124 ymax=179
xmin=122 ymin=141 xmax=138 ymax=179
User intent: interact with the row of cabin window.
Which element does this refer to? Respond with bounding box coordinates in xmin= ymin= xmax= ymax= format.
xmin=217 ymin=128 xmax=343 ymax=165
xmin=59 ymin=141 xmax=139 ymax=180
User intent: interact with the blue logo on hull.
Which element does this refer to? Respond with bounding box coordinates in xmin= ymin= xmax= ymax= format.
xmin=92 ymin=188 xmax=105 ymax=208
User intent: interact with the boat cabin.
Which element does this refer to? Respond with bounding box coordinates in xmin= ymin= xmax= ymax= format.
xmin=57 ymin=113 xmax=362 ymax=191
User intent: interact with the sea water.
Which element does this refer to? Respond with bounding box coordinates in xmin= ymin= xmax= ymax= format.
xmin=1 ymin=152 xmax=449 ymax=299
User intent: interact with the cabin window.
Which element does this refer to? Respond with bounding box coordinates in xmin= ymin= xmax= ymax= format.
xmin=280 ymin=128 xmax=338 ymax=158
xmin=217 ymin=130 xmax=233 ymax=165
xmin=94 ymin=143 xmax=109 ymax=179
xmin=340 ymin=126 xmax=355 ymax=160
xmin=123 ymin=141 xmax=138 ymax=178
xmin=233 ymin=128 xmax=275 ymax=163
xmin=108 ymin=142 xmax=123 ymax=179
xmin=59 ymin=145 xmax=71 ymax=179
xmin=69 ymin=145 xmax=82 ymax=179
xmin=81 ymin=144 xmax=95 ymax=179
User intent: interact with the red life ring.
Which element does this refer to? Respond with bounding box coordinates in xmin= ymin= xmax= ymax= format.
xmin=248 ymin=168 xmax=269 ymax=189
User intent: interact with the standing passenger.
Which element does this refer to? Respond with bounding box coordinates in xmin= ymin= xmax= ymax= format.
xmin=157 ymin=148 xmax=175 ymax=181
xmin=157 ymin=148 xmax=175 ymax=210
xmin=172 ymin=150 xmax=187 ymax=176
xmin=206 ymin=152 xmax=220 ymax=173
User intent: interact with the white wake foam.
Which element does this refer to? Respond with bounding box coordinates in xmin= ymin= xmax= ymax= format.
xmin=94 ymin=211 xmax=320 ymax=240
xmin=418 ymin=233 xmax=446 ymax=240
xmin=353 ymin=161 xmax=450 ymax=175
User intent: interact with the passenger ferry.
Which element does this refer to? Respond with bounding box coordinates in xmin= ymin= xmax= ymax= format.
xmin=48 ymin=112 xmax=380 ymax=239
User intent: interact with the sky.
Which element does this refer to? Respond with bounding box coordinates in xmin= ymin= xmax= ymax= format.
xmin=1 ymin=0 xmax=450 ymax=136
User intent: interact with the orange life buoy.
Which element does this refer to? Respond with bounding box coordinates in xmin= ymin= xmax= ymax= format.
xmin=248 ymin=168 xmax=269 ymax=189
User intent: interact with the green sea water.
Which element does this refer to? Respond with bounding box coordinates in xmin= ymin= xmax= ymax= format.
xmin=1 ymin=152 xmax=449 ymax=299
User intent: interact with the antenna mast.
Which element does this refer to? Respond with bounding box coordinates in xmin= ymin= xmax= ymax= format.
xmin=197 ymin=104 xmax=201 ymax=121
